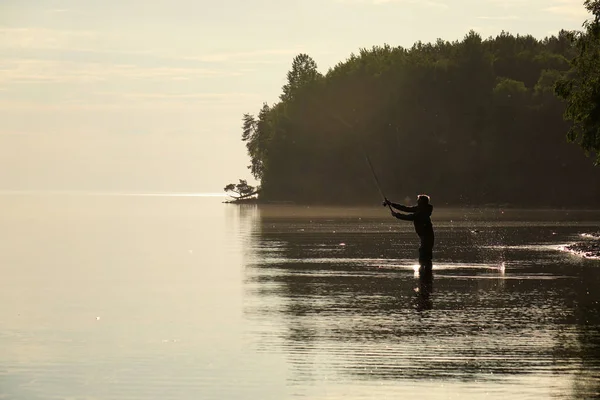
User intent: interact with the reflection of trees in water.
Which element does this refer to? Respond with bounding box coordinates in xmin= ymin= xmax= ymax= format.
xmin=240 ymin=210 xmax=600 ymax=395
xmin=567 ymin=263 xmax=600 ymax=399
xmin=225 ymin=203 xmax=261 ymax=246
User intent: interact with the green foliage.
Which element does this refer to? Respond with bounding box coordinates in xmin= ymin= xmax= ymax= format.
xmin=224 ymin=179 xmax=259 ymax=199
xmin=241 ymin=103 xmax=273 ymax=180
xmin=555 ymin=0 xmax=600 ymax=165
xmin=535 ymin=69 xmax=564 ymax=95
xmin=237 ymin=29 xmax=600 ymax=206
xmin=280 ymin=53 xmax=323 ymax=102
xmin=494 ymin=78 xmax=528 ymax=97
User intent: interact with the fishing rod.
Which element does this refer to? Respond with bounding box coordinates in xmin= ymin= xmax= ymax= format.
xmin=331 ymin=112 xmax=393 ymax=212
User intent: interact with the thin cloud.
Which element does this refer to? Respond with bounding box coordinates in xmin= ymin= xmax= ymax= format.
xmin=92 ymin=91 xmax=260 ymax=101
xmin=545 ymin=0 xmax=591 ymax=19
xmin=0 ymin=27 xmax=161 ymax=58
xmin=0 ymin=28 xmax=100 ymax=51
xmin=0 ymin=96 xmax=256 ymax=111
xmin=0 ymin=28 xmax=306 ymax=66
xmin=0 ymin=58 xmax=241 ymax=84
xmin=335 ymin=0 xmax=448 ymax=9
xmin=477 ymin=15 xmax=520 ymax=20
xmin=0 ymin=130 xmax=29 ymax=136
xmin=185 ymin=48 xmax=307 ymax=63
xmin=484 ymin=0 xmax=591 ymax=19
xmin=483 ymin=0 xmax=536 ymax=5
xmin=484 ymin=0 xmax=528 ymax=3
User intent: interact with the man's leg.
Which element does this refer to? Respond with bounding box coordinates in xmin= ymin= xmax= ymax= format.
xmin=420 ymin=235 xmax=434 ymax=270
xmin=418 ymin=241 xmax=429 ymax=269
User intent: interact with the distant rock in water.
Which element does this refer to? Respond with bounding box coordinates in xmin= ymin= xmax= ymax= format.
xmin=566 ymin=232 xmax=600 ymax=259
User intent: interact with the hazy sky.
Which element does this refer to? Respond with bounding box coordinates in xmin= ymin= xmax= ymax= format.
xmin=0 ymin=0 xmax=591 ymax=193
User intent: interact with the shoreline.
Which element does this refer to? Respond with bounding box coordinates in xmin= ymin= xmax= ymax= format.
xmin=223 ymin=198 xmax=600 ymax=210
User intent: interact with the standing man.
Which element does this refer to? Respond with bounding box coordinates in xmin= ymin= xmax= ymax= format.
xmin=384 ymin=194 xmax=435 ymax=271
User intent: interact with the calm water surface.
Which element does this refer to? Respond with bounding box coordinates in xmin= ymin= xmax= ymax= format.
xmin=1 ymin=195 xmax=599 ymax=399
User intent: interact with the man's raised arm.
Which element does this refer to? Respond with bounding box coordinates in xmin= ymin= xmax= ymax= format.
xmin=392 ymin=211 xmax=415 ymax=221
xmin=386 ymin=200 xmax=418 ymax=213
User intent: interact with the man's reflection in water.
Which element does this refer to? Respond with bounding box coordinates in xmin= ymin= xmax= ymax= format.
xmin=415 ymin=269 xmax=433 ymax=312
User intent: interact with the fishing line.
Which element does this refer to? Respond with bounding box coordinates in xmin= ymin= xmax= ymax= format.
xmin=331 ymin=113 xmax=392 ymax=211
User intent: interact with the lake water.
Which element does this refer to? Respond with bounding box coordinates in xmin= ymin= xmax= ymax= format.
xmin=1 ymin=194 xmax=599 ymax=399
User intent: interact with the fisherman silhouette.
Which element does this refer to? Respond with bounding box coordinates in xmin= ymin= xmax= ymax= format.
xmin=384 ymin=194 xmax=435 ymax=272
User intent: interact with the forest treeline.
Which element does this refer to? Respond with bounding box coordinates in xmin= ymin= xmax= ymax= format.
xmin=236 ymin=27 xmax=600 ymax=206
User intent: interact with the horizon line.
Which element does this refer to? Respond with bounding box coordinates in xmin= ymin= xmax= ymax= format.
xmin=0 ymin=190 xmax=228 ymax=197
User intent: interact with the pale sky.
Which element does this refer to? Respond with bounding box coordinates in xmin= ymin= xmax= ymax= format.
xmin=0 ymin=0 xmax=591 ymax=193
